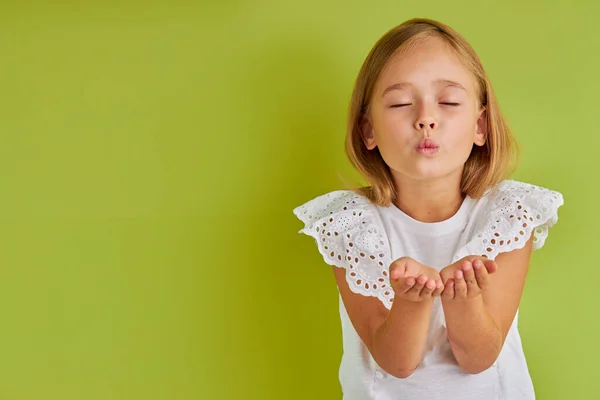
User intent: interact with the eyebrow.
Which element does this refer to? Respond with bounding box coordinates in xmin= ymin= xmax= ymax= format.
xmin=381 ymin=79 xmax=467 ymax=97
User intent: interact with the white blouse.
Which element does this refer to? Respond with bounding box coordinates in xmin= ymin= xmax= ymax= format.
xmin=293 ymin=180 xmax=564 ymax=399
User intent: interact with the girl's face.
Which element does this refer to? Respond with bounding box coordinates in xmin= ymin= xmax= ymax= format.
xmin=364 ymin=36 xmax=487 ymax=185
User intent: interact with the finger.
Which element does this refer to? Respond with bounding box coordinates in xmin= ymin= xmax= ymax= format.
xmin=483 ymin=259 xmax=498 ymax=274
xmin=406 ymin=273 xmax=427 ymax=296
xmin=420 ymin=279 xmax=437 ymax=297
xmin=453 ymin=269 xmax=467 ymax=298
xmin=432 ymin=279 xmax=444 ymax=296
xmin=442 ymin=279 xmax=455 ymax=299
xmin=390 ymin=261 xmax=407 ymax=280
xmin=439 ymin=269 xmax=453 ymax=285
xmin=461 ymin=261 xmax=479 ymax=296
xmin=402 ymin=276 xmax=416 ymax=293
xmin=473 ymin=259 xmax=490 ymax=290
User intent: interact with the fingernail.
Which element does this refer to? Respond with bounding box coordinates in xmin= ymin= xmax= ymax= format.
xmin=456 ymin=270 xmax=464 ymax=279
xmin=463 ymin=262 xmax=472 ymax=271
xmin=474 ymin=260 xmax=482 ymax=269
xmin=449 ymin=280 xmax=455 ymax=287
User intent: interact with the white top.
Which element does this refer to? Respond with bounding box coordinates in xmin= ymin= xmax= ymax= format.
xmin=293 ymin=180 xmax=564 ymax=400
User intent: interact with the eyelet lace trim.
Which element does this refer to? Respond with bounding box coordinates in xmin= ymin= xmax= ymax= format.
xmin=293 ymin=191 xmax=394 ymax=309
xmin=453 ymin=180 xmax=564 ymax=262
xmin=294 ymin=181 xmax=564 ymax=309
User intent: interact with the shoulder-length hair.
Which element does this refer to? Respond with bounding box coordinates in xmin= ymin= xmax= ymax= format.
xmin=345 ymin=18 xmax=519 ymax=206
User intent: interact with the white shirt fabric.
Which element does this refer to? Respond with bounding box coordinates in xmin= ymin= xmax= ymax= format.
xmin=293 ymin=180 xmax=564 ymax=400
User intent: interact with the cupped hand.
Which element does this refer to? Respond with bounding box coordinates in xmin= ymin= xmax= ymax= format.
xmin=440 ymin=256 xmax=498 ymax=301
xmin=389 ymin=257 xmax=444 ymax=302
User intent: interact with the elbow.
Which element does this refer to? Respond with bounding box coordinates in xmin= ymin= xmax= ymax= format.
xmin=392 ymin=368 xmax=416 ymax=379
xmin=370 ymin=341 xmax=422 ymax=379
xmin=451 ymin=334 xmax=503 ymax=375
xmin=373 ymin=351 xmax=419 ymax=379
xmin=380 ymin=365 xmax=417 ymax=379
xmin=460 ymin=364 xmax=491 ymax=375
xmin=458 ymin=358 xmax=498 ymax=375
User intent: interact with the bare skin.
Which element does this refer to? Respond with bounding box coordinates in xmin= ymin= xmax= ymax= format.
xmin=334 ymin=237 xmax=532 ymax=377
xmin=334 ymin=35 xmax=533 ymax=377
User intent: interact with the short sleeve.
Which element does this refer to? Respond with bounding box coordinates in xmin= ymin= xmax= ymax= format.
xmin=454 ymin=180 xmax=564 ymax=262
xmin=293 ymin=190 xmax=395 ymax=309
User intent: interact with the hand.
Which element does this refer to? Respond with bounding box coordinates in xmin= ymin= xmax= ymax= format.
xmin=440 ymin=256 xmax=498 ymax=301
xmin=389 ymin=257 xmax=444 ymax=302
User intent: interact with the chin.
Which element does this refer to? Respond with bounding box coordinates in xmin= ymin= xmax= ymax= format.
xmin=395 ymin=165 xmax=460 ymax=182
xmin=411 ymin=171 xmax=449 ymax=181
xmin=401 ymin=155 xmax=467 ymax=181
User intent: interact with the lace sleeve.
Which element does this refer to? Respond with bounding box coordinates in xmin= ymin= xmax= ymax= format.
xmin=293 ymin=191 xmax=395 ymax=309
xmin=454 ymin=180 xmax=564 ymax=262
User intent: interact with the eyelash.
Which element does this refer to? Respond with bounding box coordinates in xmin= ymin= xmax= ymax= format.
xmin=390 ymin=102 xmax=460 ymax=108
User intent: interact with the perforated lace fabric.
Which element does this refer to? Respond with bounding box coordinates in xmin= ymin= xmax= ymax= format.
xmin=293 ymin=180 xmax=564 ymax=310
xmin=293 ymin=190 xmax=395 ymax=308
xmin=452 ymin=180 xmax=564 ymax=262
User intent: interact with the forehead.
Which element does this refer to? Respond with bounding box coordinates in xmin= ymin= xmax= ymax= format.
xmin=376 ymin=36 xmax=476 ymax=94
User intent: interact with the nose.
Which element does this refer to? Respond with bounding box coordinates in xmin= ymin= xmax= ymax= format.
xmin=414 ymin=103 xmax=437 ymax=133
xmin=415 ymin=118 xmax=436 ymax=132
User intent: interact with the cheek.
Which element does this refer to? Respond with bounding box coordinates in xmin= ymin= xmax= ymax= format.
xmin=374 ymin=127 xmax=410 ymax=147
xmin=376 ymin=116 xmax=414 ymax=145
xmin=445 ymin=116 xmax=476 ymax=144
xmin=441 ymin=119 xmax=478 ymax=160
xmin=377 ymin=131 xmax=414 ymax=155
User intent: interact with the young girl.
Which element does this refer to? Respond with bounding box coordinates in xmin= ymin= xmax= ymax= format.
xmin=293 ymin=18 xmax=563 ymax=399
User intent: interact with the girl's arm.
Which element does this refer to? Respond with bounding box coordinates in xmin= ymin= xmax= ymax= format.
xmin=333 ymin=261 xmax=440 ymax=379
xmin=441 ymin=235 xmax=534 ymax=374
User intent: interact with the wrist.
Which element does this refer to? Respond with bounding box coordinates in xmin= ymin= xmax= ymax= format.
xmin=392 ymin=294 xmax=434 ymax=311
xmin=442 ymin=293 xmax=485 ymax=311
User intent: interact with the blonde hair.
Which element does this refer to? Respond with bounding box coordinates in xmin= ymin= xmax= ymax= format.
xmin=345 ymin=18 xmax=519 ymax=206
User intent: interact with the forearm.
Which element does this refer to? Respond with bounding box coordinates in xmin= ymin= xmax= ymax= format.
xmin=442 ymin=296 xmax=502 ymax=374
xmin=372 ymin=296 xmax=433 ymax=378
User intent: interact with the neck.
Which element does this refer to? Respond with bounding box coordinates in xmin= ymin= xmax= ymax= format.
xmin=392 ymin=172 xmax=465 ymax=223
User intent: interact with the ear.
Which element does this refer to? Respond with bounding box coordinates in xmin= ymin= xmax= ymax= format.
xmin=474 ymin=107 xmax=487 ymax=147
xmin=361 ymin=116 xmax=377 ymax=150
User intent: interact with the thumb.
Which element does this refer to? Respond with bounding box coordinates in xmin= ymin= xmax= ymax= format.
xmin=390 ymin=260 xmax=408 ymax=280
xmin=483 ymin=259 xmax=498 ymax=274
xmin=390 ymin=266 xmax=403 ymax=280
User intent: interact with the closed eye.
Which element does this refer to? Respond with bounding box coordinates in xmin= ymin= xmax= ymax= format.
xmin=391 ymin=103 xmax=460 ymax=108
xmin=440 ymin=102 xmax=460 ymax=107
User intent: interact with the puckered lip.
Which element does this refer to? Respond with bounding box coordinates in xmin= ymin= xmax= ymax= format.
xmin=416 ymin=138 xmax=439 ymax=149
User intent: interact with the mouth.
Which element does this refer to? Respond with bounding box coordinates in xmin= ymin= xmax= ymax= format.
xmin=416 ymin=139 xmax=439 ymax=155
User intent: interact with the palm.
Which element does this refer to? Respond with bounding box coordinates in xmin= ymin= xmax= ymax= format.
xmin=389 ymin=257 xmax=444 ymax=301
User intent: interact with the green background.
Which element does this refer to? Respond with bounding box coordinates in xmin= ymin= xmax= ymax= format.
xmin=0 ymin=1 xmax=594 ymax=399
